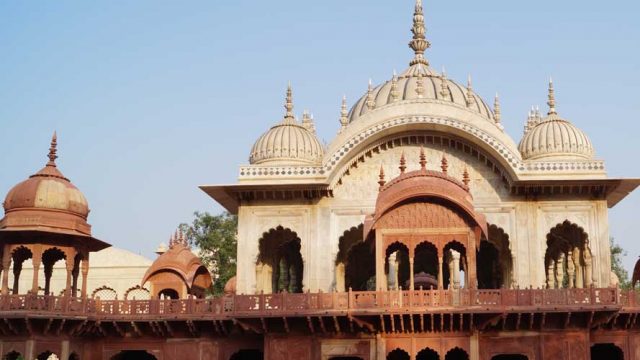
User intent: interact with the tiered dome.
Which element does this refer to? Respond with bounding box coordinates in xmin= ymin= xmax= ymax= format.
xmin=518 ymin=81 xmax=594 ymax=161
xmin=1 ymin=133 xmax=92 ymax=236
xmin=249 ymin=85 xmax=324 ymax=165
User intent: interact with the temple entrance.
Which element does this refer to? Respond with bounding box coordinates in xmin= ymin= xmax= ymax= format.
xmin=416 ymin=347 xmax=439 ymax=360
xmin=590 ymin=343 xmax=623 ymax=360
xmin=544 ymin=221 xmax=592 ymax=289
xmin=230 ymin=349 xmax=263 ymax=360
xmin=111 ymin=350 xmax=157 ymax=360
xmin=444 ymin=348 xmax=469 ymax=360
xmin=256 ymin=226 xmax=304 ymax=293
xmin=387 ymin=349 xmax=410 ymax=360
xmin=492 ymin=355 xmax=528 ymax=360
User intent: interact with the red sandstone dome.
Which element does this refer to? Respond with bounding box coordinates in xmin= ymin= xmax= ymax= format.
xmin=0 ymin=133 xmax=108 ymax=250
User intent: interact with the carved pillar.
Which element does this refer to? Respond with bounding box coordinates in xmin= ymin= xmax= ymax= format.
xmin=452 ymin=250 xmax=461 ymax=289
xmin=65 ymin=250 xmax=76 ymax=295
xmin=567 ymin=250 xmax=575 ymax=289
xmin=584 ymin=248 xmax=593 ymax=287
xmin=447 ymin=251 xmax=454 ymax=289
xmin=375 ymin=231 xmax=386 ymax=291
xmin=546 ymin=262 xmax=555 ymax=289
xmin=556 ymin=254 xmax=565 ymax=288
xmin=409 ymin=256 xmax=414 ymax=291
xmin=335 ymin=262 xmax=346 ymax=292
xmin=467 ymin=232 xmax=478 ymax=289
xmin=573 ymin=247 xmax=583 ymax=288
xmin=437 ymin=255 xmax=444 ymax=290
xmin=31 ymin=251 xmax=42 ymax=294
xmin=1 ymin=248 xmax=11 ymax=295
xmin=81 ymin=255 xmax=90 ymax=298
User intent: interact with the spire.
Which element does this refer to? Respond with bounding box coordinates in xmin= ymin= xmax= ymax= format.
xmin=399 ymin=152 xmax=407 ymax=174
xmin=466 ymin=75 xmax=475 ymax=106
xmin=419 ymin=146 xmax=427 ymax=170
xmin=462 ymin=167 xmax=470 ymax=186
xmin=439 ymin=67 xmax=449 ymax=100
xmin=339 ymin=95 xmax=349 ymax=131
xmin=547 ymin=78 xmax=557 ymax=115
xmin=409 ymin=0 xmax=430 ymax=66
xmin=378 ymin=164 xmax=386 ymax=190
xmin=283 ymin=82 xmax=295 ymax=124
xmin=390 ymin=70 xmax=400 ymax=102
xmin=366 ymin=79 xmax=376 ymax=110
xmin=47 ymin=131 xmax=58 ymax=166
xmin=493 ymin=93 xmax=501 ymax=124
xmin=440 ymin=153 xmax=448 ymax=173
xmin=302 ymin=110 xmax=316 ymax=134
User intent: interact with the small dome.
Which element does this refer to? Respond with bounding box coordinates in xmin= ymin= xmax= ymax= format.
xmin=249 ymin=85 xmax=324 ymax=165
xmin=518 ymin=81 xmax=594 ymax=161
xmin=1 ymin=133 xmax=92 ymax=236
xmin=348 ymin=64 xmax=495 ymax=124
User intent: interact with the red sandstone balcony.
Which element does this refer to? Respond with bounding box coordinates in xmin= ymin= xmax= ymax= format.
xmin=0 ymin=288 xmax=628 ymax=320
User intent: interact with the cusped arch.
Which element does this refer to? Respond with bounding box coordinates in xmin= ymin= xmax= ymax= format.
xmin=444 ymin=347 xmax=469 ymax=360
xmin=386 ymin=348 xmax=410 ymax=360
xmin=416 ymin=347 xmax=440 ymax=360
xmin=92 ymin=285 xmax=117 ymax=300
xmin=124 ymin=285 xmax=151 ymax=300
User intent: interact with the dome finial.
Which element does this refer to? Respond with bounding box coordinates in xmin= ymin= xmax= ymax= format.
xmin=366 ymin=79 xmax=376 ymax=110
xmin=47 ymin=131 xmax=58 ymax=167
xmin=378 ymin=164 xmax=386 ymax=190
xmin=439 ymin=67 xmax=450 ymax=101
xmin=408 ymin=0 xmax=430 ymax=66
xmin=339 ymin=95 xmax=349 ymax=131
xmin=284 ymin=82 xmax=295 ymax=123
xmin=466 ymin=75 xmax=475 ymax=106
xmin=419 ymin=146 xmax=427 ymax=170
xmin=547 ymin=77 xmax=557 ymax=115
xmin=440 ymin=152 xmax=448 ymax=173
xmin=390 ymin=71 xmax=400 ymax=102
xmin=399 ymin=152 xmax=407 ymax=174
xmin=494 ymin=93 xmax=501 ymax=124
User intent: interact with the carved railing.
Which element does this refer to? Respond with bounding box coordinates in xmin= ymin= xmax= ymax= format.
xmin=0 ymin=288 xmax=627 ymax=319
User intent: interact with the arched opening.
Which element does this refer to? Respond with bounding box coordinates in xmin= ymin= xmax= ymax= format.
xmin=477 ymin=225 xmax=513 ymax=289
xmin=190 ymin=266 xmax=213 ymax=298
xmin=444 ymin=348 xmax=469 ymax=360
xmin=385 ymin=242 xmax=410 ymax=290
xmin=124 ymin=285 xmax=151 ymax=300
xmin=36 ymin=351 xmax=58 ymax=360
xmin=544 ymin=221 xmax=592 ymax=289
xmin=110 ymin=351 xmax=157 ymax=360
xmin=336 ymin=224 xmax=372 ymax=291
xmin=443 ymin=241 xmax=467 ymax=289
xmin=413 ymin=242 xmax=438 ymax=290
xmin=387 ymin=349 xmax=410 ymax=360
xmin=256 ymin=226 xmax=304 ymax=293
xmin=10 ymin=246 xmax=32 ymax=294
xmin=42 ymin=248 xmax=66 ymax=296
xmin=344 ymin=239 xmax=375 ymax=291
xmin=229 ymin=349 xmax=263 ymax=360
xmin=158 ymin=288 xmax=179 ymax=299
xmin=590 ymin=343 xmax=623 ymax=360
xmin=4 ymin=351 xmax=23 ymax=360
xmin=416 ymin=347 xmax=440 ymax=360
xmin=92 ymin=286 xmax=118 ymax=300
xmin=492 ymin=355 xmax=528 ymax=360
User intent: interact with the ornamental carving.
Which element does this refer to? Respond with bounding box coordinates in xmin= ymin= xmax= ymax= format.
xmin=377 ymin=202 xmax=467 ymax=229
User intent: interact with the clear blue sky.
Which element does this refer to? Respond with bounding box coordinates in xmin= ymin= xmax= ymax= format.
xmin=1 ymin=1 xmax=639 ymax=272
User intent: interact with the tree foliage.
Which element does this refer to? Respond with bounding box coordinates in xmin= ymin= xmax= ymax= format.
xmin=610 ymin=237 xmax=630 ymax=289
xmin=181 ymin=211 xmax=237 ymax=296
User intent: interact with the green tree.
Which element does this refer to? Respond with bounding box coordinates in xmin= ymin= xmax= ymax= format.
xmin=181 ymin=211 xmax=237 ymax=296
xmin=610 ymin=237 xmax=630 ymax=289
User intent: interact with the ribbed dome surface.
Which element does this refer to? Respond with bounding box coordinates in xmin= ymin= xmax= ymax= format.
xmin=518 ymin=114 xmax=594 ymax=160
xmin=348 ymin=64 xmax=495 ymax=124
xmin=250 ymin=122 xmax=324 ymax=165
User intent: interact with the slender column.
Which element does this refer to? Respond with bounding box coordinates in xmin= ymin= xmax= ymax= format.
xmin=31 ymin=254 xmax=42 ymax=294
xmin=452 ymin=251 xmax=461 ymax=289
xmin=447 ymin=252 xmax=454 ymax=289
xmin=335 ymin=262 xmax=345 ymax=292
xmin=556 ymin=254 xmax=565 ymax=288
xmin=65 ymin=252 xmax=76 ymax=296
xmin=81 ymin=255 xmax=90 ymax=298
xmin=1 ymin=248 xmax=11 ymax=295
xmin=375 ymin=231 xmax=386 ymax=291
xmin=409 ymin=257 xmax=414 ymax=290
xmin=567 ymin=250 xmax=575 ymax=288
xmin=584 ymin=249 xmax=593 ymax=287
xmin=437 ymin=255 xmax=444 ymax=290
xmin=573 ymin=247 xmax=583 ymax=288
xmin=546 ymin=262 xmax=554 ymax=289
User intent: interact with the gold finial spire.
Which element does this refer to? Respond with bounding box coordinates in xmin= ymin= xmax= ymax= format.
xmin=419 ymin=146 xmax=427 ymax=170
xmin=339 ymin=95 xmax=349 ymax=131
xmin=399 ymin=152 xmax=407 ymax=173
xmin=390 ymin=70 xmax=400 ymax=102
xmin=47 ymin=131 xmax=58 ymax=166
xmin=366 ymin=79 xmax=376 ymax=110
xmin=494 ymin=93 xmax=501 ymax=124
xmin=378 ymin=164 xmax=386 ymax=190
xmin=466 ymin=75 xmax=475 ymax=106
xmin=409 ymin=0 xmax=430 ymax=66
xmin=547 ymin=77 xmax=557 ymax=115
xmin=284 ymin=82 xmax=295 ymax=123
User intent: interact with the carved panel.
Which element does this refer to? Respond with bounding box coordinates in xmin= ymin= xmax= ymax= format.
xmin=377 ymin=202 xmax=468 ymax=230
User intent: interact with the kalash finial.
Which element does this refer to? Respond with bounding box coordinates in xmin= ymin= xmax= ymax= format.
xmin=547 ymin=77 xmax=557 ymax=115
xmin=419 ymin=146 xmax=427 ymax=170
xmin=399 ymin=152 xmax=407 ymax=173
xmin=462 ymin=167 xmax=470 ymax=186
xmin=339 ymin=95 xmax=349 ymax=131
xmin=466 ymin=75 xmax=475 ymax=106
xmin=47 ymin=131 xmax=58 ymax=166
xmin=283 ymin=82 xmax=295 ymax=123
xmin=409 ymin=0 xmax=430 ymax=66
xmin=378 ymin=164 xmax=386 ymax=190
xmin=494 ymin=93 xmax=501 ymax=124
xmin=441 ymin=153 xmax=448 ymax=173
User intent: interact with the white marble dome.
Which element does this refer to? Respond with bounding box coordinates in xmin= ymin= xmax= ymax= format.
xmin=249 ymin=86 xmax=324 ymax=165
xmin=519 ymin=113 xmax=594 ymax=161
